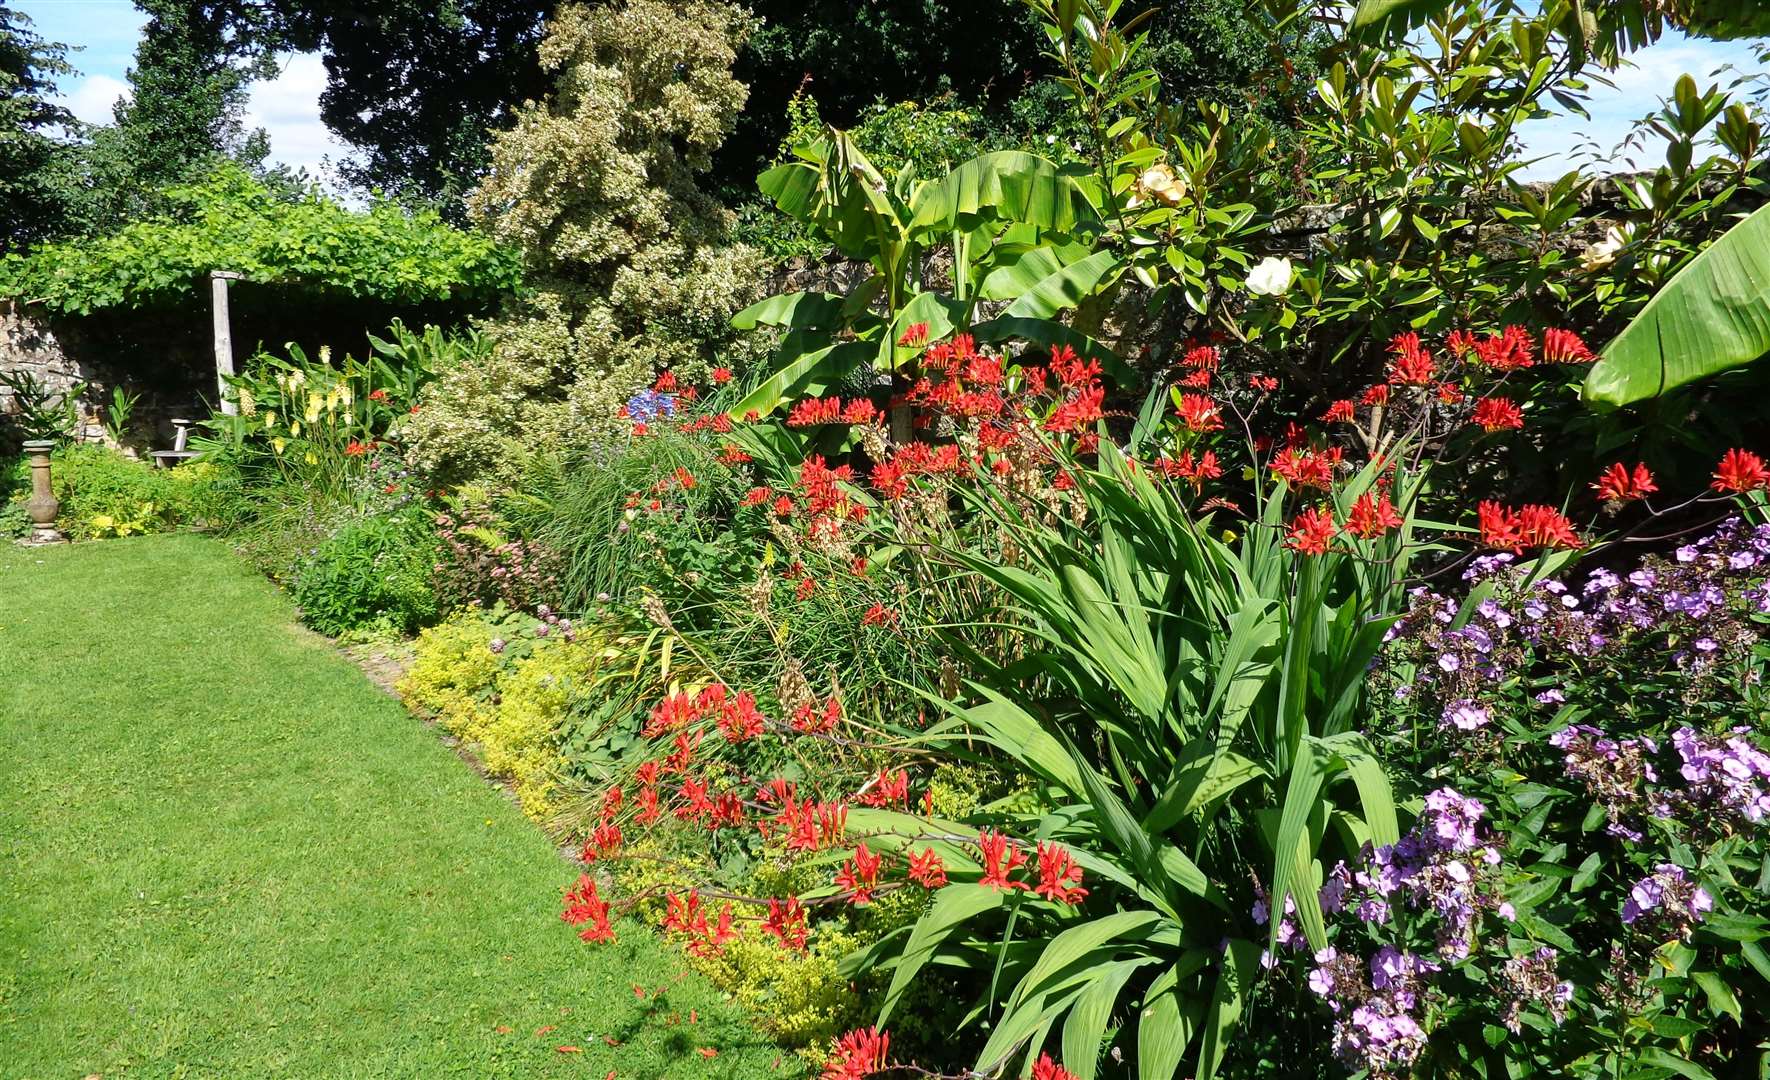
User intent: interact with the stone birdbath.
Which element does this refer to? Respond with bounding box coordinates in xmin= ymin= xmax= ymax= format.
xmin=20 ymin=440 xmax=65 ymax=544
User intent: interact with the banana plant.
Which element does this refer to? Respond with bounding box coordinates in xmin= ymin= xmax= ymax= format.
xmin=1584 ymin=201 xmax=1770 ymax=407
xmin=844 ymin=441 xmax=1418 ymax=1078
xmin=729 ymin=130 xmax=1123 ymax=423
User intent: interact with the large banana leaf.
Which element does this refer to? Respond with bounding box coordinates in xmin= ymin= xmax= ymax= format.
xmin=726 ymin=339 xmax=872 ymax=419
xmin=909 ymin=150 xmax=1101 ymax=235
xmin=730 ymin=291 xmax=848 ymax=331
xmin=1583 ymin=203 xmax=1770 ymax=407
xmin=1001 ymin=249 xmax=1123 ymax=320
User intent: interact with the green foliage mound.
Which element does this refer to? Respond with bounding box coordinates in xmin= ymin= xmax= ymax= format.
xmin=290 ymin=507 xmax=439 ymax=636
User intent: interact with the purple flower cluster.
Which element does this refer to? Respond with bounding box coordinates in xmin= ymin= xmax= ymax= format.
xmin=1620 ymin=863 xmax=1713 ymax=932
xmin=1498 ymin=947 xmax=1573 ymax=1034
xmin=1307 ymin=944 xmax=1434 ymax=1078
xmin=1673 ymin=725 xmax=1770 ymax=824
xmin=625 ymin=389 xmax=676 ymax=424
xmin=1548 ymin=724 xmax=1659 ymax=839
xmin=1346 ymin=788 xmax=1511 ymax=958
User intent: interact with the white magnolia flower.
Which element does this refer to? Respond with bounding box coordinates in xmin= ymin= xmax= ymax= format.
xmin=1245 ymin=256 xmax=1294 ymax=297
xmin=1581 ymin=225 xmax=1627 ymax=273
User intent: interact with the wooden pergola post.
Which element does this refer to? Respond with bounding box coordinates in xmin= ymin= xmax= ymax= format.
xmin=210 ymin=270 xmax=243 ymax=415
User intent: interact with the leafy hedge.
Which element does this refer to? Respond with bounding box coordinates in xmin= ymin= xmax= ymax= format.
xmin=0 ymin=165 xmax=522 ymax=316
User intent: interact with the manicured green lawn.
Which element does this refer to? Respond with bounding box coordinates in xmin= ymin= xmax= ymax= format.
xmin=0 ymin=534 xmax=793 ymax=1079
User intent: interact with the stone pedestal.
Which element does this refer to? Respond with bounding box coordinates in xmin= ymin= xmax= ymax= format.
xmin=21 ymin=440 xmax=64 ymax=544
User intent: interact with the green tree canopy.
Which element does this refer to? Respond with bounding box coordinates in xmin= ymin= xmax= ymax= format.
xmin=0 ymin=5 xmax=77 ymax=251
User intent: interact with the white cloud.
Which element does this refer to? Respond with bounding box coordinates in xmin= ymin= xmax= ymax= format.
xmin=58 ymin=73 xmax=130 ymax=126
xmin=243 ymin=52 xmax=356 ymax=185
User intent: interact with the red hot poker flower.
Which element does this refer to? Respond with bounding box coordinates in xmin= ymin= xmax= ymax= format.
xmin=1470 ymin=396 xmax=1524 ymax=432
xmin=822 ymin=1027 xmax=891 ymax=1080
xmin=1713 ymin=448 xmax=1770 ymax=493
xmin=1285 ymin=506 xmax=1339 ymax=555
xmin=907 ymin=847 xmax=948 ymax=888
xmin=1592 ymin=462 xmax=1657 ymax=502
xmin=1033 ymin=842 xmax=1088 ymax=904
xmin=1345 ymin=492 xmax=1404 ymax=539
xmin=977 ymin=829 xmax=1029 ymax=891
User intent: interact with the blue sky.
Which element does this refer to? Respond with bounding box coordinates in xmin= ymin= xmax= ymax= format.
xmin=16 ymin=0 xmax=1769 ymax=185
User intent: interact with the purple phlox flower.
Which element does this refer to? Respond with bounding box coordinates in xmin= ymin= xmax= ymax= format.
xmin=1441 ymin=699 xmax=1490 ymax=731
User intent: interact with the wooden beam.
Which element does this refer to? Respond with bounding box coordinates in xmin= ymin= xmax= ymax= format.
xmin=210 ymin=270 xmax=242 ymax=415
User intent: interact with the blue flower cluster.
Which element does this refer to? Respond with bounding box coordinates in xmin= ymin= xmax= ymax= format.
xmin=626 ymin=389 xmax=676 ymax=425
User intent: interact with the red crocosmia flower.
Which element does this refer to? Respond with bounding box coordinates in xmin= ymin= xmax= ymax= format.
xmin=679 ymin=386 xmax=699 ymax=404
xmin=977 ymin=829 xmax=1029 ymax=891
xmin=897 ymin=321 xmax=930 ymax=347
xmin=861 ymin=603 xmax=898 ymax=628
xmin=822 ymin=1027 xmax=891 ymax=1080
xmin=1272 ymin=447 xmax=1340 ymax=490
xmin=718 ymin=443 xmax=753 ymax=465
xmin=762 ymin=896 xmax=809 ymax=952
xmin=716 ymin=691 xmax=767 ymax=743
xmin=1031 ymin=1053 xmax=1082 ymax=1080
xmin=592 ymin=820 xmax=622 ymax=854
xmin=835 ymin=842 xmax=884 ymax=904
xmin=842 ymin=399 xmax=880 ymax=424
xmin=344 ymin=440 xmax=369 ymax=457
xmin=787 ymin=396 xmax=843 ymax=427
xmin=857 ymin=768 xmax=909 ymax=808
xmin=643 ymin=691 xmax=698 ymax=738
xmin=1712 ymin=448 xmax=1770 ymax=493
xmin=1249 ymin=374 xmax=1279 ymax=393
xmin=653 ymin=371 xmax=678 ymax=393
xmin=664 ymin=730 xmax=701 ymax=774
xmin=1470 ymin=396 xmax=1524 ymax=432
xmin=1478 ymin=501 xmax=1580 ymax=552
xmin=599 ymin=785 xmax=623 ymax=821
xmin=1387 ymin=332 xmax=1436 ymax=385
xmin=634 ymin=761 xmax=661 ymax=787
xmin=772 ymin=495 xmax=796 ymax=517
xmin=1180 ymin=368 xmax=1212 ymax=389
xmin=1445 ymin=329 xmax=1478 ymax=357
xmin=368 ymin=388 xmax=390 ymax=402
xmin=710 ymin=792 xmax=745 ymax=829
xmin=562 ymin=875 xmax=615 ymax=943
xmin=409 ymin=404 xmax=422 ymax=415
xmin=1360 ymin=383 xmax=1390 ymax=406
xmin=635 ymin=784 xmax=661 ymax=825
xmin=1182 ymin=344 xmax=1221 ymax=370
xmin=711 ymin=366 xmax=733 ymax=384
xmin=1321 ymin=399 xmax=1356 ymax=423
xmin=1033 ymin=842 xmax=1088 ymax=904
xmin=851 ymin=556 xmax=869 ymax=576
xmin=1435 ymin=381 xmax=1465 ymax=405
xmin=907 ymin=847 xmax=948 ymax=888
xmin=1542 ymin=328 xmax=1594 ymax=363
xmin=1176 ymin=393 xmax=1224 ymax=432
xmin=1345 ymin=492 xmax=1404 ymax=539
xmin=1592 ymin=462 xmax=1658 ymax=502
xmin=1285 ymin=506 xmax=1339 ymax=555
xmin=1472 ymin=325 xmax=1535 ymax=370
xmin=795 ymin=577 xmax=816 ymax=601
xmin=673 ymin=466 xmax=697 ymax=490
xmin=675 ymin=777 xmax=714 ymax=822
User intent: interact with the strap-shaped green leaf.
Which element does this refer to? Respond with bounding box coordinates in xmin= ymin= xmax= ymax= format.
xmin=876 ymin=883 xmax=1008 ymax=1025
xmin=1197 ymin=938 xmax=1260 ymax=1080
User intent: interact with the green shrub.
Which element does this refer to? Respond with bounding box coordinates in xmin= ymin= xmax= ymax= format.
xmin=290 ymin=508 xmax=439 ymax=636
xmin=41 ymin=444 xmax=244 ymax=539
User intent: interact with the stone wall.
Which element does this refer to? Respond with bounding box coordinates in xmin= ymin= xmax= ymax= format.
xmin=0 ymin=300 xmax=109 ymax=444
